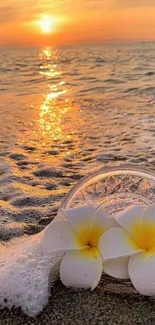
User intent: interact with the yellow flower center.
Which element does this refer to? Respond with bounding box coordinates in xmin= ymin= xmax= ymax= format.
xmin=82 ymin=224 xmax=106 ymax=249
xmin=133 ymin=222 xmax=155 ymax=251
xmin=87 ymin=240 xmax=98 ymax=249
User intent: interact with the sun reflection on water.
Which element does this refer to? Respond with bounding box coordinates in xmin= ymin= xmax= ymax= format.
xmin=38 ymin=95 xmax=71 ymax=141
xmin=39 ymin=47 xmax=52 ymax=60
xmin=39 ymin=47 xmax=62 ymax=78
xmin=16 ymin=47 xmax=84 ymax=163
xmin=38 ymin=47 xmax=71 ymax=141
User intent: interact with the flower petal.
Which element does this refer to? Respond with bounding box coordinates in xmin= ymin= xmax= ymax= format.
xmin=89 ymin=206 xmax=118 ymax=244
xmin=62 ymin=205 xmax=96 ymax=243
xmin=42 ymin=221 xmax=87 ymax=253
xmin=129 ymin=251 xmax=155 ymax=295
xmin=141 ymin=205 xmax=155 ymax=242
xmin=103 ymin=257 xmax=130 ymax=279
xmin=60 ymin=248 xmax=102 ymax=290
xmin=114 ymin=205 xmax=144 ymax=237
xmin=98 ymin=228 xmax=144 ymax=262
xmin=142 ymin=205 xmax=155 ymax=224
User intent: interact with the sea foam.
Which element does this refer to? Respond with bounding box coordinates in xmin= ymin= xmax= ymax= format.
xmin=0 ymin=226 xmax=63 ymax=317
xmin=0 ymin=162 xmax=65 ymax=317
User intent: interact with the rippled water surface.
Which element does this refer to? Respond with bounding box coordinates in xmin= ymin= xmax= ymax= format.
xmin=0 ymin=42 xmax=155 ymax=239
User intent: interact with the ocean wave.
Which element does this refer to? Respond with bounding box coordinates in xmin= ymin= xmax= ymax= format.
xmin=0 ymin=43 xmax=155 ymax=99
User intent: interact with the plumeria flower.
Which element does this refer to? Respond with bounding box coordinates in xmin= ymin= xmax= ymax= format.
xmin=43 ymin=204 xmax=117 ymax=290
xmin=98 ymin=205 xmax=155 ymax=296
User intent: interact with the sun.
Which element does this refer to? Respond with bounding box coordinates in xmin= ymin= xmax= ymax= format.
xmin=39 ymin=16 xmax=53 ymax=33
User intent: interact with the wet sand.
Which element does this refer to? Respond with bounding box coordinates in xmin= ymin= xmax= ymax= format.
xmin=1 ymin=278 xmax=155 ymax=325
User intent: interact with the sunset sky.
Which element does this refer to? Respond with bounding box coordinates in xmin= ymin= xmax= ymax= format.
xmin=0 ymin=0 xmax=155 ymax=46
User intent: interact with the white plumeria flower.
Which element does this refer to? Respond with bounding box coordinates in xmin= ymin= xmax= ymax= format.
xmin=43 ymin=204 xmax=117 ymax=290
xmin=98 ymin=205 xmax=155 ymax=296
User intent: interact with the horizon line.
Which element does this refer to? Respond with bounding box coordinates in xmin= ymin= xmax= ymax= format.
xmin=0 ymin=39 xmax=155 ymax=48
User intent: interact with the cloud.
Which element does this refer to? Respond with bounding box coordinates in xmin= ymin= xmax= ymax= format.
xmin=0 ymin=6 xmax=16 ymax=23
xmin=0 ymin=0 xmax=155 ymax=26
xmin=114 ymin=0 xmax=155 ymax=9
xmin=0 ymin=0 xmax=36 ymax=24
xmin=0 ymin=0 xmax=109 ymax=24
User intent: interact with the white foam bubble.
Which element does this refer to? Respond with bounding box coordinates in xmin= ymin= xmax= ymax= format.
xmin=0 ymin=229 xmax=63 ymax=317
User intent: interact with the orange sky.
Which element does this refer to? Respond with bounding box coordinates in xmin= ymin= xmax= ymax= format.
xmin=0 ymin=0 xmax=155 ymax=46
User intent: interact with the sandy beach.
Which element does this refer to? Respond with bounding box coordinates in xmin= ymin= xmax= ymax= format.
xmin=1 ymin=278 xmax=155 ymax=325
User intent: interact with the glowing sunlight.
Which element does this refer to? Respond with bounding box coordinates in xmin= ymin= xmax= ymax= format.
xmin=38 ymin=16 xmax=55 ymax=34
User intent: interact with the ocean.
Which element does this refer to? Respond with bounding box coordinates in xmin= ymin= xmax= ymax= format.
xmin=0 ymin=42 xmax=155 ymax=317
